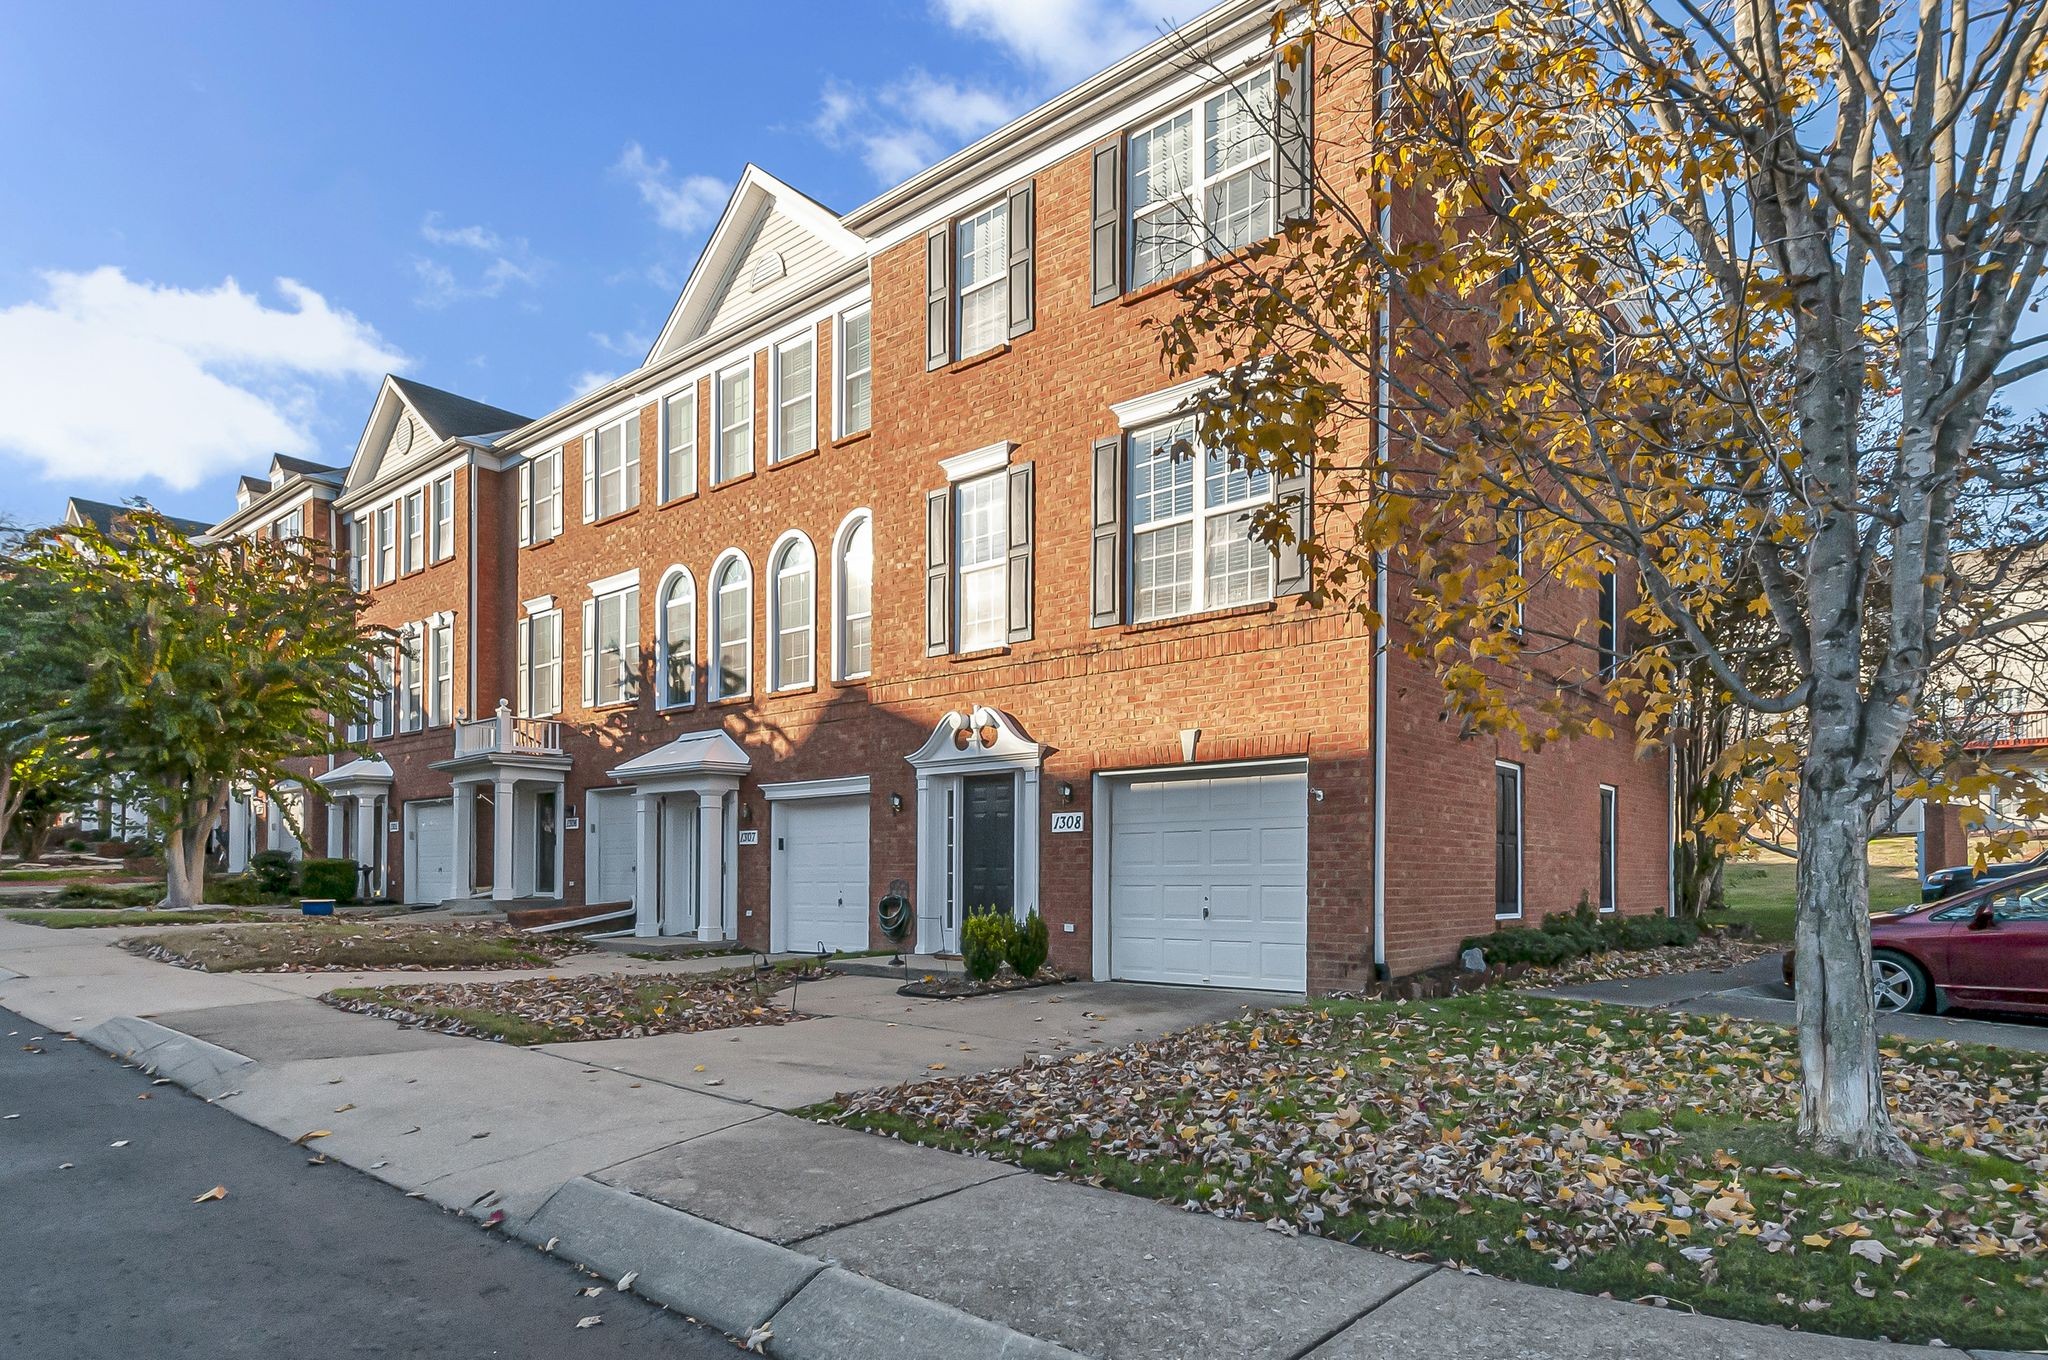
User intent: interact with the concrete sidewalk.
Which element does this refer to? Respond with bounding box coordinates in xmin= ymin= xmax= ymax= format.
xmin=0 ymin=920 xmax=2030 ymax=1360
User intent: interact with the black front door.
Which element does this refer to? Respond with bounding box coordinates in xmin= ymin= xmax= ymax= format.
xmin=961 ymin=774 xmax=1015 ymax=918
xmin=534 ymin=790 xmax=557 ymax=895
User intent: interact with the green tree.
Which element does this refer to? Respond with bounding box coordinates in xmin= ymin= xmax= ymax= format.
xmin=0 ymin=523 xmax=88 ymax=857
xmin=23 ymin=510 xmax=390 ymax=908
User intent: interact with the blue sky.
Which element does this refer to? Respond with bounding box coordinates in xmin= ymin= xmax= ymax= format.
xmin=0 ymin=0 xmax=1195 ymax=529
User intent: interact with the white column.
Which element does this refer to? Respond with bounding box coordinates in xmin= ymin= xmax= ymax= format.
xmin=326 ymin=801 xmax=344 ymax=860
xmin=914 ymin=773 xmax=937 ymax=953
xmin=492 ymin=778 xmax=517 ymax=902
xmin=352 ymin=796 xmax=378 ymax=888
xmin=227 ymin=796 xmax=251 ymax=873
xmin=1018 ymin=767 xmax=1041 ymax=917
xmin=696 ymin=791 xmax=726 ymax=942
xmin=451 ymin=785 xmax=474 ymax=899
xmin=553 ymin=784 xmax=568 ymax=900
xmin=634 ymin=793 xmax=658 ymax=937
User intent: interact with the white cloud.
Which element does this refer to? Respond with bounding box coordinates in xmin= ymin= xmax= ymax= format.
xmin=615 ymin=143 xmax=730 ymax=234
xmin=812 ymin=71 xmax=1021 ymax=184
xmin=0 ymin=267 xmax=401 ymax=491
xmin=567 ymin=369 xmax=615 ymax=400
xmin=932 ymin=0 xmax=1184 ymax=82
xmin=589 ymin=329 xmax=651 ymax=359
xmin=413 ymin=213 xmax=542 ymax=309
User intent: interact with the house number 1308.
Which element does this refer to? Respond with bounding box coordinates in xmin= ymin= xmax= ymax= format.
xmin=1050 ymin=812 xmax=1085 ymax=834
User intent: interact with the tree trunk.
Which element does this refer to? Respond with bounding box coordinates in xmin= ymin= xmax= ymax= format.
xmin=161 ymin=809 xmax=210 ymax=910
xmin=1793 ymin=778 xmax=1916 ymax=1163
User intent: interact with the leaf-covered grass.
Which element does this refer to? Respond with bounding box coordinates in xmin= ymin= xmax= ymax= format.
xmin=815 ymin=990 xmax=2047 ymax=1350
xmin=0 ymin=867 xmax=130 ymax=883
xmin=320 ymin=964 xmax=829 ymax=1044
xmin=123 ymin=920 xmax=575 ymax=973
xmin=7 ymin=908 xmax=277 ymax=929
xmin=1716 ymin=836 xmax=1923 ymax=943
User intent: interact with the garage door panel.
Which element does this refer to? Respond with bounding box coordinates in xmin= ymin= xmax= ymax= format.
xmin=1108 ymin=771 xmax=1308 ymax=993
xmin=589 ymin=792 xmax=637 ymax=906
xmin=411 ymin=801 xmax=454 ymax=905
xmin=780 ymin=798 xmax=869 ymax=954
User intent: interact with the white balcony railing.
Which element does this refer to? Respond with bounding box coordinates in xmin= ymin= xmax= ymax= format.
xmin=454 ymin=701 xmax=563 ymax=758
xmin=1967 ymin=709 xmax=2048 ymax=749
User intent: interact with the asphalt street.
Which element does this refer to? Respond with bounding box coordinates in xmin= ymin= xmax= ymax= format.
xmin=0 ymin=1005 xmax=741 ymax=1360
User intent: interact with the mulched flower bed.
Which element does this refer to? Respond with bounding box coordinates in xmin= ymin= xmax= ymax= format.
xmin=124 ymin=920 xmax=592 ymax=973
xmin=319 ymin=966 xmax=832 ymax=1044
xmin=899 ymin=968 xmax=1070 ymax=999
xmin=1515 ymin=933 xmax=1778 ymax=988
xmin=818 ymin=991 xmax=2048 ymax=1349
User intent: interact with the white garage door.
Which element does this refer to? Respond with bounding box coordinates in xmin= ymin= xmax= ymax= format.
xmin=588 ymin=791 xmax=638 ymax=906
xmin=1109 ymin=769 xmax=1308 ymax=992
xmin=778 ymin=797 xmax=870 ymax=954
xmin=409 ymin=800 xmax=454 ymax=905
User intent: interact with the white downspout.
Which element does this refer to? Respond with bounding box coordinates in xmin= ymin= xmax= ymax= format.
xmin=1370 ymin=10 xmax=1393 ymax=981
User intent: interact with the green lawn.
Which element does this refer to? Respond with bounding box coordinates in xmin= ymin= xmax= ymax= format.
xmin=124 ymin=920 xmax=568 ymax=972
xmin=1716 ymin=836 xmax=1924 ymax=942
xmin=811 ymin=991 xmax=2048 ymax=1351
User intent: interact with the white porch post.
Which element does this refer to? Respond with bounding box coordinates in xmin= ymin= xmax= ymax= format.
xmin=492 ymin=778 xmax=517 ymax=902
xmin=450 ymin=784 xmax=475 ymax=899
xmin=351 ymin=797 xmax=378 ymax=881
xmin=326 ymin=801 xmax=344 ymax=861
xmin=1018 ymin=767 xmax=1041 ymax=917
xmin=696 ymin=792 xmax=726 ymax=942
xmin=915 ymin=773 xmax=938 ymax=953
xmin=634 ymin=793 xmax=658 ymax=937
xmin=226 ymin=796 xmax=251 ymax=873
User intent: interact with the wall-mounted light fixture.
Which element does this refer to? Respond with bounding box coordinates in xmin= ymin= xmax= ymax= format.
xmin=739 ymin=801 xmax=753 ymax=824
xmin=889 ymin=792 xmax=904 ymax=814
xmin=1312 ymin=788 xmax=1325 ymax=803
xmin=1059 ymin=782 xmax=1075 ymax=804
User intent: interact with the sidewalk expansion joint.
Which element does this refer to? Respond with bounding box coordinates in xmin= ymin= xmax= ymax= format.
xmin=784 ymin=1159 xmax=1031 ymax=1248
xmin=1280 ymin=1262 xmax=1442 ymax=1360
xmin=581 ymin=1110 xmax=778 ymax=1182
xmin=528 ymin=1044 xmax=785 ymax=1111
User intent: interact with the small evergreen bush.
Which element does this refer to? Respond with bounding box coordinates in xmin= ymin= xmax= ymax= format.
xmin=961 ymin=908 xmax=1015 ymax=982
xmin=48 ymin=882 xmax=161 ymax=910
xmin=248 ymin=849 xmax=299 ymax=896
xmin=300 ymin=858 xmax=359 ymax=903
xmin=1007 ymin=910 xmax=1049 ymax=978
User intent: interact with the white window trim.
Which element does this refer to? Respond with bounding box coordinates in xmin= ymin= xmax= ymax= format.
xmin=522 ymin=608 xmax=564 ymax=719
xmin=835 ymin=306 xmax=872 ymax=438
xmin=1111 ymin=375 xmax=1214 ymax=429
xmin=655 ymin=565 xmax=697 ymax=711
xmin=832 ymin=508 xmax=874 ymax=682
xmin=708 ymin=548 xmax=754 ymax=701
xmin=1496 ymin=760 xmax=1525 ymax=920
xmin=714 ymin=362 xmax=755 ymax=486
xmin=767 ymin=529 xmax=817 ymax=693
xmin=430 ymin=475 xmax=455 ymax=563
xmin=403 ymin=490 xmax=425 ymax=574
xmin=592 ymin=412 xmax=640 ymax=520
xmin=375 ymin=505 xmax=396 ymax=585
xmin=940 ymin=440 xmax=1015 ymax=484
xmin=587 ymin=568 xmax=641 ymax=598
xmin=660 ymin=385 xmax=699 ymax=503
xmin=523 ymin=594 xmax=556 ymax=616
xmin=770 ymin=332 xmax=818 ymax=465
xmin=953 ymin=471 xmax=1010 ymax=653
xmin=952 ymin=198 xmax=1011 ymax=360
xmin=1126 ymin=415 xmax=1274 ymax=624
xmin=1126 ymin=66 xmax=1280 ymax=288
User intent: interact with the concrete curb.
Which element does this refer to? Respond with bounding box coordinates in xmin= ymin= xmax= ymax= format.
xmin=515 ymin=1176 xmax=1085 ymax=1359
xmin=76 ymin=1016 xmax=253 ymax=1099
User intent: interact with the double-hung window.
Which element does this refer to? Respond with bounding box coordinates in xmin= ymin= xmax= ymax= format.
xmin=272 ymin=507 xmax=302 ymax=542
xmin=399 ymin=627 xmax=424 ymax=733
xmin=955 ymin=203 xmax=1009 ymax=358
xmin=518 ymin=610 xmax=562 ymax=718
xmin=1127 ymin=416 xmax=1272 ymax=623
xmin=428 ymin=616 xmax=454 ymax=727
xmin=430 ymin=476 xmax=454 ymax=562
xmin=774 ymin=336 xmax=815 ymax=462
xmin=1495 ymin=761 xmax=1524 ymax=919
xmin=657 ymin=571 xmax=695 ymax=708
xmin=769 ymin=535 xmax=815 ymax=691
xmin=1597 ymin=566 xmax=1620 ymax=680
xmin=373 ymin=653 xmax=396 ymax=738
xmin=590 ymin=414 xmax=640 ymax=520
xmin=662 ymin=388 xmax=697 ymax=501
xmin=835 ymin=513 xmax=873 ymax=680
xmin=520 ymin=451 xmax=563 ymax=545
xmin=1128 ymin=69 xmax=1276 ymax=289
xmin=585 ymin=586 xmax=639 ymax=709
xmin=375 ymin=505 xmax=396 ymax=585
xmin=403 ymin=490 xmax=424 ymax=573
xmin=349 ymin=518 xmax=369 ymax=589
xmin=838 ymin=308 xmax=871 ymax=436
xmin=954 ymin=474 xmax=1008 ymax=652
xmin=711 ymin=554 xmax=751 ymax=699
xmin=715 ymin=365 xmax=753 ymax=483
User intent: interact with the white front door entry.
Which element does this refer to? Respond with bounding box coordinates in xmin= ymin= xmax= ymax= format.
xmin=408 ymin=800 xmax=455 ymax=905
xmin=588 ymin=790 xmax=638 ymax=906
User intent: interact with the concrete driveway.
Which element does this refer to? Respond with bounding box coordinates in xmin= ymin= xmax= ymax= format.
xmin=1541 ymin=954 xmax=2048 ymax=1053
xmin=539 ymin=973 xmax=1278 ymax=1109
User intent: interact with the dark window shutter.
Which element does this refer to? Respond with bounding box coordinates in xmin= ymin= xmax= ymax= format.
xmin=1277 ymin=43 xmax=1314 ymax=225
xmin=1006 ymin=181 xmax=1035 ymax=339
xmin=1006 ymin=461 xmax=1034 ymax=643
xmin=1273 ymin=458 xmax=1313 ymax=596
xmin=1089 ymin=436 xmax=1124 ymax=626
xmin=925 ymin=225 xmax=952 ymax=370
xmin=925 ymin=488 xmax=951 ymax=655
xmin=1090 ymin=140 xmax=1124 ymax=305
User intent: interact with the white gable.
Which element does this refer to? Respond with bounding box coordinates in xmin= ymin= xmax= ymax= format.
xmin=344 ymin=380 xmax=437 ymax=492
xmin=648 ymin=165 xmax=867 ymax=365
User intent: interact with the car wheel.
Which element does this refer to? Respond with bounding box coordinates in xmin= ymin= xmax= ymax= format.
xmin=1870 ymin=951 xmax=1931 ymax=1014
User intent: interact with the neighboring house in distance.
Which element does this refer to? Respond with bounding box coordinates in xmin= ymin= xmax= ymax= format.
xmin=61 ymin=0 xmax=1673 ymax=989
xmin=61 ymin=497 xmax=212 ymax=541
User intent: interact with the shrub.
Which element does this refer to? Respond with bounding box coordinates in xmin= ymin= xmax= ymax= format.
xmin=961 ymin=908 xmax=1015 ymax=982
xmin=205 ymin=873 xmax=288 ymax=906
xmin=1615 ymin=915 xmax=1698 ymax=949
xmin=300 ymin=858 xmax=359 ymax=904
xmin=1463 ymin=926 xmax=1580 ymax=968
xmin=248 ymin=850 xmax=299 ymax=896
xmin=48 ymin=882 xmax=161 ymax=910
xmin=1007 ymin=910 xmax=1049 ymax=978
xmin=64 ymin=838 xmax=89 ymax=853
xmin=1465 ymin=911 xmax=1701 ymax=969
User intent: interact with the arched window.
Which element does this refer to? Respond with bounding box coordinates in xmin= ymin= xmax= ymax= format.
xmin=710 ymin=552 xmax=752 ymax=700
xmin=657 ymin=567 xmax=696 ymax=708
xmin=834 ymin=511 xmax=873 ymax=680
xmin=769 ymin=532 xmax=816 ymax=692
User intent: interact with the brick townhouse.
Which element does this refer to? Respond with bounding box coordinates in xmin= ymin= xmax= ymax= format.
xmin=200 ymin=0 xmax=1670 ymax=990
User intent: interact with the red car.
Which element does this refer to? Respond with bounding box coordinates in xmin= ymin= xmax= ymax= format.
xmin=1781 ymin=866 xmax=2048 ymax=1015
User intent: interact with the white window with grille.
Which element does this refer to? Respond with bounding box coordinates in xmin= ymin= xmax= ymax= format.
xmin=1128 ymin=69 xmax=1277 ymax=289
xmin=770 ymin=534 xmax=815 ymax=691
xmin=1128 ymin=416 xmax=1272 ymax=623
xmin=955 ymin=202 xmax=1009 ymax=358
xmin=837 ymin=308 xmax=871 ymax=436
xmin=955 ymin=473 xmax=1008 ymax=651
xmin=774 ymin=336 xmax=816 ymax=462
xmin=715 ymin=365 xmax=753 ymax=483
xmin=662 ymin=388 xmax=697 ymax=501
